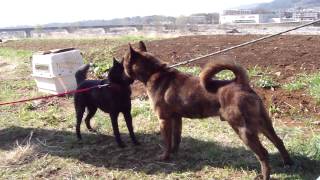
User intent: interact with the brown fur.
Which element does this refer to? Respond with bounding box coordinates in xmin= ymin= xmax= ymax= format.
xmin=123 ymin=41 xmax=293 ymax=180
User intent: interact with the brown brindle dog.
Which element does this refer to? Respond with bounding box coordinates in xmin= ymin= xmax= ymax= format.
xmin=123 ymin=41 xmax=293 ymax=180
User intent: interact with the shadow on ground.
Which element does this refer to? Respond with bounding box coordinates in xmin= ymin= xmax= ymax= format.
xmin=0 ymin=126 xmax=319 ymax=179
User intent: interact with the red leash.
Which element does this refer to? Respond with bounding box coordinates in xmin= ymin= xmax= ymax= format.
xmin=0 ymin=84 xmax=109 ymax=106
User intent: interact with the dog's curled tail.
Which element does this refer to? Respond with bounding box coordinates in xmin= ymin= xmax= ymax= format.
xmin=200 ymin=60 xmax=249 ymax=90
xmin=75 ymin=64 xmax=90 ymax=86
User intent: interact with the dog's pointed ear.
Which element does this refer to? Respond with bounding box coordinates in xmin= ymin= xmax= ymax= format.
xmin=129 ymin=43 xmax=139 ymax=59
xmin=138 ymin=41 xmax=147 ymax=52
xmin=113 ymin=57 xmax=119 ymax=66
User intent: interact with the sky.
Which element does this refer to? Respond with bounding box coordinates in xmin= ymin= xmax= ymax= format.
xmin=0 ymin=0 xmax=273 ymax=27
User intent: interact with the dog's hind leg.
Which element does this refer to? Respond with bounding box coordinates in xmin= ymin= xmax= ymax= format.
xmin=110 ymin=112 xmax=126 ymax=148
xmin=171 ymin=116 xmax=182 ymax=153
xmin=75 ymin=105 xmax=85 ymax=140
xmin=260 ymin=112 xmax=293 ymax=165
xmin=229 ymin=123 xmax=271 ymax=180
xmin=262 ymin=126 xmax=293 ymax=166
xmin=123 ymin=110 xmax=140 ymax=145
xmin=159 ymin=118 xmax=173 ymax=160
xmin=85 ymin=106 xmax=97 ymax=132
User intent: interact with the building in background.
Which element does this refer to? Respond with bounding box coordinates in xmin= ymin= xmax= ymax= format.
xmin=188 ymin=15 xmax=207 ymax=24
xmin=293 ymin=9 xmax=319 ymax=21
xmin=276 ymin=11 xmax=296 ymax=23
xmin=220 ymin=9 xmax=277 ymax=24
xmin=220 ymin=8 xmax=320 ymax=24
xmin=189 ymin=13 xmax=220 ymax=24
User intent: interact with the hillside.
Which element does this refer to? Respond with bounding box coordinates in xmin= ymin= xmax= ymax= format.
xmin=254 ymin=0 xmax=320 ymax=10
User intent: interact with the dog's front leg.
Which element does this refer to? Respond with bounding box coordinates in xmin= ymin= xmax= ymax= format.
xmin=159 ymin=118 xmax=172 ymax=160
xmin=171 ymin=117 xmax=182 ymax=153
xmin=110 ymin=112 xmax=126 ymax=148
xmin=123 ymin=110 xmax=140 ymax=145
xmin=75 ymin=105 xmax=85 ymax=140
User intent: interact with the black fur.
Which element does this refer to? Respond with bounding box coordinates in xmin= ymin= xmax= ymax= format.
xmin=74 ymin=58 xmax=139 ymax=147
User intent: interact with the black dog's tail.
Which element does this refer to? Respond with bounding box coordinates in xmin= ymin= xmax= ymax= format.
xmin=200 ymin=60 xmax=249 ymax=91
xmin=75 ymin=64 xmax=90 ymax=86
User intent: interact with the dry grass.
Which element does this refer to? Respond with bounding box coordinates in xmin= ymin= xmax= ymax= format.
xmin=0 ymin=132 xmax=40 ymax=168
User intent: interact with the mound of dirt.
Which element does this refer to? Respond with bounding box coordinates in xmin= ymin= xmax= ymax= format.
xmin=115 ymin=35 xmax=320 ymax=119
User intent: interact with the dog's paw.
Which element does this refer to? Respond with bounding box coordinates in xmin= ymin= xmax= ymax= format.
xmin=118 ymin=142 xmax=127 ymax=148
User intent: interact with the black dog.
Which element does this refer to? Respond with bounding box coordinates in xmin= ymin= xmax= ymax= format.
xmin=74 ymin=58 xmax=139 ymax=147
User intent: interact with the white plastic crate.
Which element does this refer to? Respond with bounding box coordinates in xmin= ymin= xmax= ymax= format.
xmin=32 ymin=48 xmax=84 ymax=94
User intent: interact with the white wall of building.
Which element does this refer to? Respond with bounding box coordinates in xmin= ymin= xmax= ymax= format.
xmin=220 ymin=14 xmax=261 ymax=24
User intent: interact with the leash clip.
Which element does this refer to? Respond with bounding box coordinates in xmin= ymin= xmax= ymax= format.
xmin=98 ymin=83 xmax=109 ymax=88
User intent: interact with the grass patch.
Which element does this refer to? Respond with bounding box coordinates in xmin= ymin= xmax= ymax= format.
xmin=308 ymin=135 xmax=320 ymax=160
xmin=0 ymin=78 xmax=36 ymax=102
xmin=283 ymin=72 xmax=320 ymax=103
xmin=115 ymin=35 xmax=158 ymax=43
xmin=308 ymin=74 xmax=320 ymax=103
xmin=0 ymin=105 xmax=319 ymax=179
xmin=177 ymin=66 xmax=201 ymax=76
xmin=248 ymin=66 xmax=279 ymax=89
xmin=283 ymin=73 xmax=309 ymax=92
xmin=0 ymin=48 xmax=32 ymax=60
xmin=248 ymin=65 xmax=264 ymax=78
xmin=215 ymin=70 xmax=235 ymax=80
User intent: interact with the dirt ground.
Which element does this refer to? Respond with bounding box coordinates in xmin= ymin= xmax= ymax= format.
xmin=1 ymin=35 xmax=320 ymax=179
xmin=2 ymin=35 xmax=320 ymax=120
xmin=115 ymin=35 xmax=320 ymax=120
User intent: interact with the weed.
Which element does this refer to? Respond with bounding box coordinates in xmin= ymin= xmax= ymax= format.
xmin=215 ymin=70 xmax=235 ymax=80
xmin=247 ymin=66 xmax=279 ymax=89
xmin=268 ymin=103 xmax=281 ymax=116
xmin=92 ymin=61 xmax=113 ymax=78
xmin=283 ymin=74 xmax=308 ymax=91
xmin=283 ymin=81 xmax=306 ymax=91
xmin=255 ymin=75 xmax=278 ymax=89
xmin=248 ymin=65 xmax=264 ymax=78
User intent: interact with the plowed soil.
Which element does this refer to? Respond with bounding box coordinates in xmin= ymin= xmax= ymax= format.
xmin=116 ymin=35 xmax=320 ymax=119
